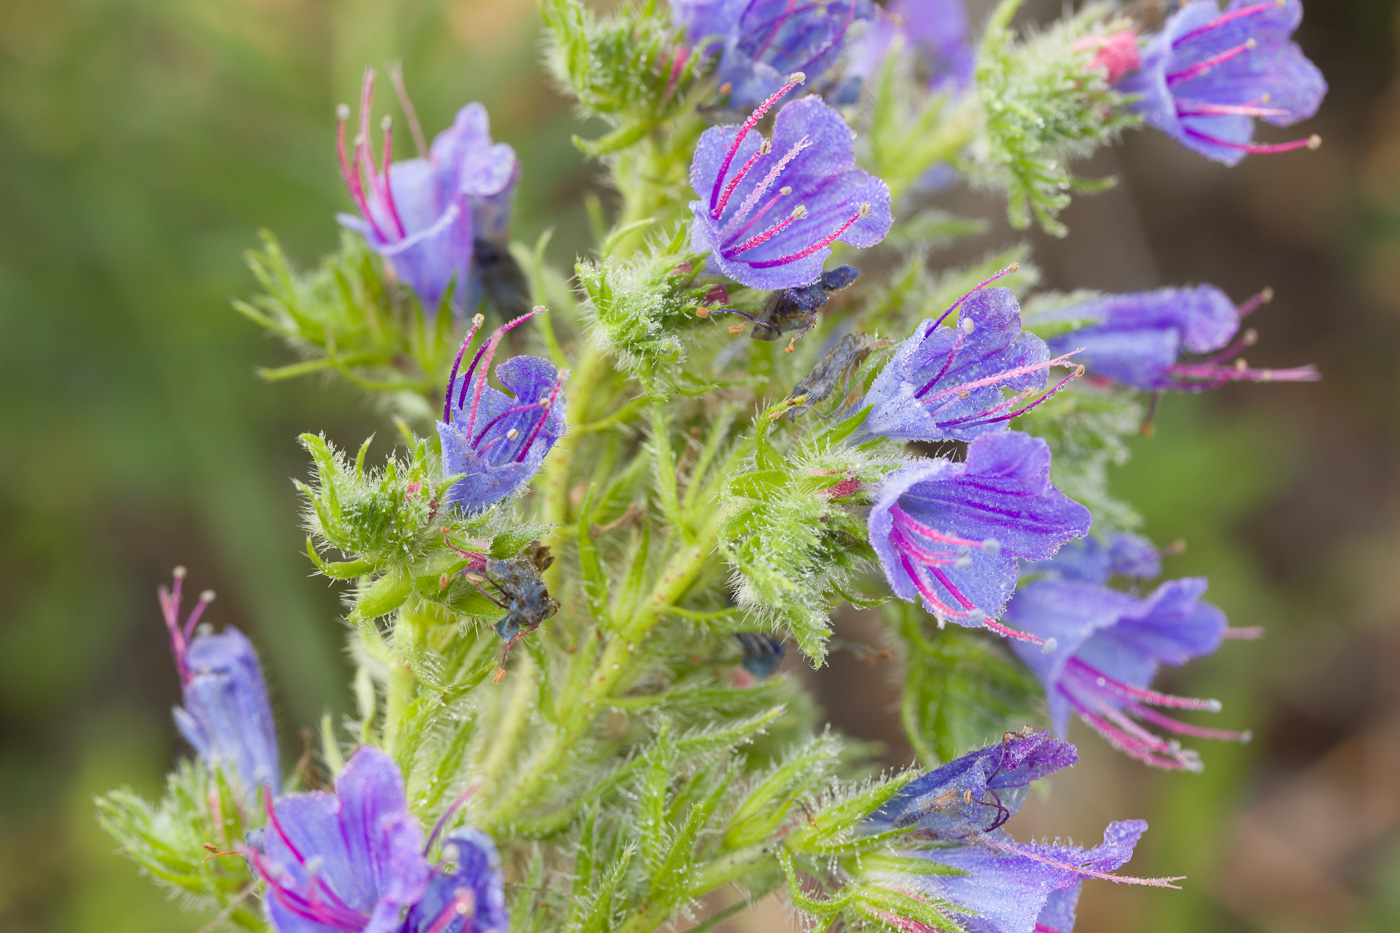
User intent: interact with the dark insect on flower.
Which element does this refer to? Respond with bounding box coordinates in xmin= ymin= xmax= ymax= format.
xmin=714 ymin=266 xmax=860 ymax=351
xmin=786 ymin=330 xmax=886 ymax=418
xmin=464 ymin=544 xmax=559 ymax=668
xmin=733 ymin=632 xmax=786 ymax=678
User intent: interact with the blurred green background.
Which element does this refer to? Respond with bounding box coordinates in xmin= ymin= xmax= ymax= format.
xmin=1 ymin=1 xmax=1397 ymax=932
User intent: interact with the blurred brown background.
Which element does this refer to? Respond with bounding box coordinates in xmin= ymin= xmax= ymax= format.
xmin=1 ymin=1 xmax=1397 ymax=932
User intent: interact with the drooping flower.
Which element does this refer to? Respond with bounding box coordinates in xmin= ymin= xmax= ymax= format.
xmin=859 ymin=279 xmax=1080 ymax=444
xmin=868 ymin=730 xmax=1078 ymax=841
xmin=438 ymin=310 xmax=568 ymax=515
xmin=160 ymin=568 xmax=280 ymax=801
xmin=1116 ymin=0 xmax=1326 ymax=165
xmin=868 ymin=432 xmax=1092 ymax=643
xmin=1032 ymin=285 xmax=1318 ymax=391
xmin=404 ymin=829 xmax=509 ymax=933
xmin=845 ymin=0 xmax=975 ymax=93
xmin=688 ymin=79 xmax=892 ymax=291
xmin=337 ymin=69 xmax=520 ymax=313
xmin=250 ymin=747 xmax=431 ymax=933
xmin=1005 ymin=575 xmax=1252 ymax=771
xmin=680 ymin=0 xmax=874 ymax=110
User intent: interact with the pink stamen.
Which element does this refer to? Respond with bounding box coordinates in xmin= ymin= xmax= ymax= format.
xmin=891 ymin=507 xmax=988 ymax=550
xmin=336 ymin=106 xmax=385 ymax=241
xmin=1223 ymin=626 xmax=1265 ymax=639
xmin=1236 ymin=287 xmax=1273 ymax=318
xmin=1166 ymin=41 xmax=1255 ymax=86
xmin=747 ymin=203 xmax=870 ymax=269
xmin=377 ymin=117 xmax=408 ymax=240
xmin=890 ymin=527 xmax=962 ymax=567
xmin=943 ymin=365 xmax=1085 ymax=430
xmin=472 ymin=401 xmax=551 ymax=449
xmin=355 ymin=70 xmax=401 ymax=241
xmin=714 ymin=141 xmax=770 ymax=220
xmin=1129 ymin=703 xmax=1253 ymax=743
xmin=723 ymin=208 xmax=805 ymax=257
xmin=751 ymin=0 xmax=800 ymax=60
xmin=919 ymin=350 xmax=1081 ymax=404
xmin=444 ymin=314 xmax=488 ymax=424
xmin=1036 ymin=925 xmax=1070 ymax=933
xmin=982 ymin=836 xmax=1185 ymax=888
xmin=901 ymin=555 xmax=971 ymax=620
xmin=183 ymin=590 xmax=215 ymax=645
xmin=1066 ymin=657 xmax=1221 ymax=711
xmin=1172 ymin=1 xmax=1283 ymax=49
xmin=708 ymin=73 xmax=806 ymax=217
xmin=916 ymin=325 xmax=968 ymax=394
xmin=1175 ymin=100 xmax=1290 ymax=119
xmin=724 ymin=137 xmax=811 ymax=232
xmin=722 ymin=187 xmax=792 ymax=245
xmin=929 ymin=263 xmax=1021 ymax=330
xmin=514 ymin=373 xmax=567 ymax=463
xmin=1060 ymin=687 xmax=1197 ymax=770
xmin=457 ymin=309 xmax=542 ymax=429
xmin=425 ymin=784 xmax=480 ymax=854
xmin=1182 ymin=127 xmax=1322 ymax=155
xmin=1166 ymin=360 xmax=1320 ymax=387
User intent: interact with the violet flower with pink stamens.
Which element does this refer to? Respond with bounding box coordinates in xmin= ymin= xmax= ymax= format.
xmin=404 ymin=829 xmax=509 ymax=933
xmin=160 ymin=568 xmax=280 ymax=802
xmin=859 ymin=283 xmax=1081 ymax=444
xmin=688 ymin=81 xmax=892 ymax=290
xmin=336 ymin=69 xmax=519 ymax=313
xmin=1005 ymin=572 xmax=1251 ymax=772
xmin=1034 ymin=284 xmax=1318 ymax=391
xmin=868 ymin=432 xmax=1092 ymax=640
xmin=1116 ymin=0 xmax=1326 ymax=165
xmin=437 ymin=311 xmax=568 ymax=515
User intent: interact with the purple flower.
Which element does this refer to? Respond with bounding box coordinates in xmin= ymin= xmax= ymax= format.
xmin=688 ymin=80 xmax=892 ymax=290
xmin=898 ymin=820 xmax=1156 ymax=933
xmin=1005 ymin=576 xmax=1253 ymax=771
xmin=685 ymin=0 xmax=874 ymax=110
xmin=1116 ymin=0 xmax=1326 ymax=164
xmin=438 ymin=310 xmax=568 ymax=515
xmin=868 ymin=731 xmax=1078 ymax=841
xmin=337 ymin=69 xmax=519 ymax=313
xmin=160 ymin=569 xmax=280 ymax=801
xmin=1029 ymin=532 xmax=1163 ymax=586
xmin=859 ymin=281 xmax=1080 ymax=444
xmin=845 ymin=0 xmax=975 ymax=93
xmin=1035 ymin=285 xmax=1319 ymax=391
xmin=868 ymin=432 xmax=1092 ymax=643
xmin=404 ymin=829 xmax=509 ymax=933
xmin=250 ymin=747 xmax=430 ymax=933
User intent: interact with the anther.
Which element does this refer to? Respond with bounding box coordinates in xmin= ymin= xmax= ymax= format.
xmin=1242 ymin=328 xmax=1259 ymax=347
xmin=779 ymin=186 xmax=792 ymax=195
xmin=173 ymin=565 xmax=188 ymax=579
xmin=380 ymin=115 xmax=392 ymax=131
xmin=695 ymin=306 xmax=710 ymax=318
xmin=728 ymin=325 xmax=746 ymax=334
xmin=335 ymin=104 xmax=350 ymax=121
xmin=1306 ymin=134 xmax=1322 ymax=150
xmin=1041 ymin=637 xmax=1058 ymax=655
xmin=493 ymin=667 xmax=508 ymax=683
xmin=199 ymin=590 xmax=217 ymax=603
xmin=506 ymin=428 xmax=519 ymax=440
xmin=792 ymin=205 xmax=809 ymax=219
xmin=858 ymin=202 xmax=872 ymax=218
xmin=981 ymin=538 xmax=1001 ymax=555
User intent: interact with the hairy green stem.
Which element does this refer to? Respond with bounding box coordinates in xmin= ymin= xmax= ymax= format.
xmin=613 ymin=844 xmax=777 ymax=933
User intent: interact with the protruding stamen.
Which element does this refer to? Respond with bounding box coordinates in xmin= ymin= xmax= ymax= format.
xmin=708 ymin=72 xmax=806 ymax=216
xmin=1223 ymin=625 xmax=1265 ymax=639
xmin=1172 ymin=1 xmax=1284 ymax=49
xmin=458 ymin=308 xmax=543 ymax=430
xmin=1175 ymin=100 xmax=1290 ymax=119
xmin=941 ymin=365 xmax=1085 ymax=431
xmin=424 ymin=784 xmax=480 ymax=854
xmin=1129 ymin=704 xmax=1253 ymax=743
xmin=376 ymin=115 xmax=408 ymax=240
xmin=443 ymin=313 xmax=487 ymax=424
xmin=1237 ymin=287 xmax=1273 ymax=318
xmin=1167 ymin=40 xmax=1255 ymax=86
xmin=919 ymin=350 xmax=1081 ymax=404
xmin=1183 ymin=127 xmax=1321 ymax=155
xmin=982 ymin=836 xmax=1186 ymax=888
xmin=723 ymin=206 xmax=807 ymax=257
xmin=747 ymin=202 xmax=870 ymax=269
xmin=930 ymin=263 xmax=1021 ymax=330
xmin=723 ymin=139 xmax=811 ymax=234
xmin=336 ymin=100 xmax=383 ymax=241
xmin=388 ymin=62 xmax=429 ymax=159
xmin=514 ymin=372 xmax=568 ymax=463
xmin=1066 ymin=657 xmax=1221 ymax=711
xmin=713 ymin=138 xmax=772 ymax=220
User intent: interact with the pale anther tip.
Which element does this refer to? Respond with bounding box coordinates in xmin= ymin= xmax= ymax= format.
xmin=335 ymin=103 xmax=351 ymax=120
xmin=858 ymin=202 xmax=872 ymax=217
xmin=173 ymin=565 xmax=188 ymax=578
xmin=1041 ymin=637 xmax=1058 ymax=655
xmin=1240 ymin=730 xmax=1255 ymax=743
xmin=1260 ymin=286 xmax=1275 ymax=302
xmin=380 ymin=115 xmax=392 ymax=130
xmin=789 ymin=71 xmax=807 ymax=85
xmin=1005 ymin=261 xmax=1020 ymax=273
xmin=1307 ymin=134 xmax=1322 ymax=150
xmin=1205 ymin=699 xmax=1223 ymax=713
xmin=199 ymin=590 xmax=217 ymax=603
xmin=472 ymin=312 xmax=486 ymax=326
xmin=779 ymin=186 xmax=792 ymax=195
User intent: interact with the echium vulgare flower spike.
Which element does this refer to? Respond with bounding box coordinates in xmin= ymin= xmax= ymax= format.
xmin=868 ymin=431 xmax=1092 ymax=644
xmin=1037 ymin=284 xmax=1318 ymax=391
xmin=1004 ymin=574 xmax=1256 ymax=771
xmin=249 ymin=746 xmax=431 ymax=933
xmin=159 ymin=567 xmax=280 ymax=802
xmin=404 ymin=829 xmax=509 ymax=933
xmin=1116 ymin=0 xmax=1326 ymax=165
xmin=688 ymin=78 xmax=893 ymax=290
xmin=845 ymin=0 xmax=976 ymax=93
xmin=859 ymin=272 xmax=1083 ymax=444
xmin=867 ymin=730 xmax=1078 ymax=842
xmin=336 ymin=68 xmax=519 ymax=313
xmin=438 ymin=309 xmax=568 ymax=515
xmin=689 ymin=0 xmax=875 ymax=110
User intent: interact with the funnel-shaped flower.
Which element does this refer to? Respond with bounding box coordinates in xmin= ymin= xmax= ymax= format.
xmin=438 ymin=311 xmax=568 ymax=515
xmin=859 ymin=283 xmax=1079 ymax=444
xmin=846 ymin=0 xmax=975 ymax=93
xmin=1005 ymin=576 xmax=1251 ymax=771
xmin=160 ymin=569 xmax=279 ymax=802
xmin=868 ymin=731 xmax=1077 ymax=841
xmin=250 ymin=747 xmax=430 ymax=933
xmin=1117 ymin=0 xmax=1326 ymax=164
xmin=1034 ymin=285 xmax=1318 ymax=391
xmin=688 ymin=0 xmax=874 ymax=109
xmin=337 ymin=70 xmax=519 ymax=312
xmin=689 ymin=81 xmax=892 ymax=290
xmin=869 ymin=432 xmax=1091 ymax=642
xmin=405 ymin=829 xmax=509 ymax=933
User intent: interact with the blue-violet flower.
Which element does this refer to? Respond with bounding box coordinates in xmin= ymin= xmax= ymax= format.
xmin=868 ymin=431 xmax=1092 ymax=643
xmin=1029 ymin=531 xmax=1163 ymax=585
xmin=1005 ymin=574 xmax=1253 ymax=771
xmin=405 ymin=829 xmax=509 ymax=933
xmin=337 ymin=69 xmax=519 ymax=312
xmin=1116 ymin=0 xmax=1326 ymax=164
xmin=251 ymin=746 xmax=430 ymax=933
xmin=438 ymin=310 xmax=568 ymax=515
xmin=689 ymin=79 xmax=892 ymax=290
xmin=160 ymin=568 xmax=280 ymax=802
xmin=846 ymin=0 xmax=975 ymax=93
xmin=860 ymin=278 xmax=1080 ymax=444
xmin=1034 ymin=285 xmax=1318 ymax=391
